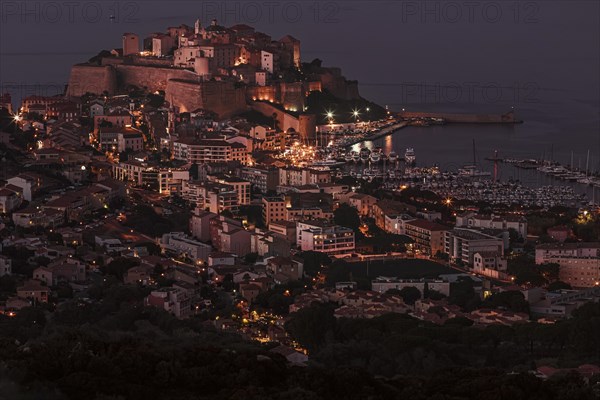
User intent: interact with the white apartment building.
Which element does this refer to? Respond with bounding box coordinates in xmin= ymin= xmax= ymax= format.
xmin=536 ymin=242 xmax=600 ymax=264
xmin=173 ymin=139 xmax=246 ymax=164
xmin=456 ymin=212 xmax=528 ymax=238
xmin=444 ymin=228 xmax=505 ymax=266
xmin=160 ymin=232 xmax=212 ymax=262
xmin=371 ymin=277 xmax=450 ymax=297
xmin=146 ymin=288 xmax=191 ymax=319
xmin=536 ymin=243 xmax=600 ymax=288
xmin=208 ymin=175 xmax=251 ymax=206
xmin=182 ymin=181 xmax=239 ymax=214
xmin=296 ymin=220 xmax=355 ymax=254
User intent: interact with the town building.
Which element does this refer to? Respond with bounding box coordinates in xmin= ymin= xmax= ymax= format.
xmin=145 ymin=288 xmax=191 ymax=319
xmin=0 ymin=255 xmax=12 ymax=276
xmin=286 ymin=206 xmax=333 ymax=222
xmin=250 ymin=228 xmax=291 ymax=257
xmin=266 ymin=256 xmax=304 ymax=283
xmin=94 ymin=107 xmax=133 ymax=132
xmin=182 ymin=181 xmax=239 ymax=213
xmin=240 ymin=166 xmax=279 ymax=193
xmin=268 ymin=220 xmax=297 ymax=243
xmin=296 ymin=220 xmax=355 ymax=254
xmin=346 ymin=193 xmax=377 ymax=217
xmin=278 ymin=167 xmax=331 ymax=187
xmin=160 ymin=232 xmax=212 ymax=263
xmin=535 ymin=242 xmax=600 ymax=263
xmin=208 ymin=175 xmax=251 ymax=205
xmin=0 ymin=187 xmax=23 ymax=213
xmin=455 ymin=212 xmax=528 ymax=238
xmin=117 ymin=131 xmax=144 ymax=152
xmin=219 ymin=225 xmax=251 ymax=257
xmin=372 ymin=200 xmax=417 ymax=234
xmin=526 ymin=286 xmax=600 ymax=318
xmin=546 ymin=226 xmax=573 ymax=242
xmin=371 ymin=277 xmax=451 ymax=297
xmin=444 ymin=228 xmax=505 ymax=267
xmin=189 ymin=209 xmax=218 ymax=242
xmin=262 ymin=196 xmax=287 ymax=226
xmin=12 ymin=206 xmax=64 ymax=228
xmin=404 ymin=219 xmax=449 ymax=256
xmin=473 ymin=251 xmax=508 ymax=279
xmin=16 ymin=280 xmax=49 ymax=303
xmin=173 ymin=138 xmax=247 ymax=164
xmin=7 ymin=173 xmax=44 ymax=201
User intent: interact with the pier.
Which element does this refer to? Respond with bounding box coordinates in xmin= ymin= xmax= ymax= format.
xmin=343 ymin=121 xmax=409 ymax=147
xmin=397 ymin=110 xmax=523 ymax=124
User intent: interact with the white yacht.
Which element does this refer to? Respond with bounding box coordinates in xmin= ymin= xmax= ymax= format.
xmin=405 ymin=148 xmax=416 ymax=166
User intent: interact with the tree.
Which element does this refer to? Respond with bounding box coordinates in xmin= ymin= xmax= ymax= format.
xmin=398 ymin=286 xmax=421 ymax=305
xmin=101 ymin=257 xmax=140 ymax=280
xmin=539 ymin=263 xmax=560 ymax=283
xmin=301 ymin=251 xmax=331 ymax=277
xmin=285 ymin=303 xmax=336 ymax=352
xmin=147 ymin=93 xmax=165 ymax=108
xmin=425 ymin=289 xmax=446 ymax=301
xmin=449 ymin=277 xmax=481 ymax=311
xmin=324 ymin=260 xmax=351 ymax=286
xmin=334 ymin=204 xmax=360 ymax=232
xmin=547 ymin=281 xmax=572 ymax=291
xmin=508 ymin=228 xmax=523 ymax=244
xmin=244 ymin=253 xmax=259 ymax=264
xmin=220 ymin=209 xmax=234 ymax=218
xmin=46 ymin=231 xmax=63 ymax=244
xmin=482 ymin=290 xmax=529 ymax=313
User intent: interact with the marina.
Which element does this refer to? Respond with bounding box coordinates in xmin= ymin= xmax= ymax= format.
xmin=304 ymin=142 xmax=595 ymax=208
xmin=505 ymin=159 xmax=600 ymax=189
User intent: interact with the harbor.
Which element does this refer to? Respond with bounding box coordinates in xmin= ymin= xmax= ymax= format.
xmin=304 ymin=144 xmax=592 ymax=209
xmin=295 ymin=109 xmax=599 ymax=209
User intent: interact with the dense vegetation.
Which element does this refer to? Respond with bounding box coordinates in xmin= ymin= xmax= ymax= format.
xmin=0 ymin=277 xmax=598 ymax=399
xmin=286 ymin=302 xmax=600 ymax=378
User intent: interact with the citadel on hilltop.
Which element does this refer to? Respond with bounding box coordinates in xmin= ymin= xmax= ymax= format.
xmin=66 ymin=19 xmax=362 ymax=139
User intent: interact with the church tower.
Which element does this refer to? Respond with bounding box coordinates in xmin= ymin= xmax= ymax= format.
xmin=194 ymin=19 xmax=201 ymax=35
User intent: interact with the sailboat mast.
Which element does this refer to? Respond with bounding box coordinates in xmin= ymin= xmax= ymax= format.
xmin=571 ymin=151 xmax=574 ymax=170
xmin=586 ymin=149 xmax=590 ymax=176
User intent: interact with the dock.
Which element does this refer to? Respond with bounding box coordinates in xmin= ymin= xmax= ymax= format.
xmin=397 ymin=110 xmax=523 ymax=124
xmin=343 ymin=121 xmax=409 ymax=147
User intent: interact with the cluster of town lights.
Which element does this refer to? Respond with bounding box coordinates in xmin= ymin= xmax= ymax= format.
xmin=280 ymin=141 xmax=317 ymax=166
